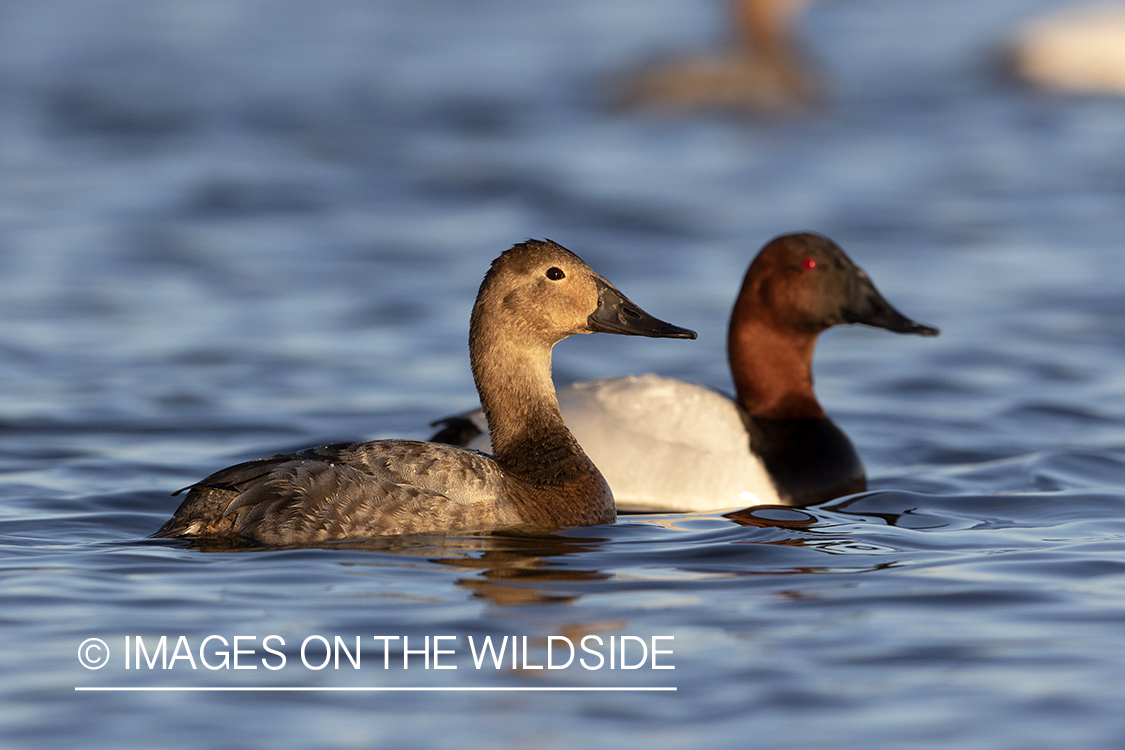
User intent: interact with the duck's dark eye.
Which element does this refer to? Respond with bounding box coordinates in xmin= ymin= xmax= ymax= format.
xmin=546 ymin=267 xmax=565 ymax=281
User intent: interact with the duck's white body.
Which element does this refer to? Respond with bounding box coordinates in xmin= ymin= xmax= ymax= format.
xmin=1013 ymin=3 xmax=1125 ymax=95
xmin=464 ymin=374 xmax=782 ymax=512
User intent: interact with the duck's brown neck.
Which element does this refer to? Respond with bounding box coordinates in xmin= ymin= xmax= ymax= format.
xmin=727 ymin=308 xmax=826 ymax=420
xmin=468 ymin=316 xmax=613 ymax=524
xmin=465 ymin=312 xmax=603 ymax=465
xmin=470 ymin=331 xmax=575 ymax=470
xmin=734 ymin=0 xmax=790 ymax=61
xmin=731 ymin=0 xmax=815 ymax=101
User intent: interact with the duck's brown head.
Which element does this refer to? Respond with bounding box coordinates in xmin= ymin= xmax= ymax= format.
xmin=733 ymin=233 xmax=939 ymax=337
xmin=472 ymin=239 xmax=697 ymax=349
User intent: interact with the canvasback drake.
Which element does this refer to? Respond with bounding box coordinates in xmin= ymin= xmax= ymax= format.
xmin=154 ymin=240 xmax=696 ymax=543
xmin=1011 ymin=3 xmax=1125 ymax=96
xmin=432 ymin=233 xmax=938 ymax=512
xmin=614 ymin=0 xmax=817 ymax=114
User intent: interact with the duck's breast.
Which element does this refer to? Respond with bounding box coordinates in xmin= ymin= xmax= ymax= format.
xmin=551 ymin=375 xmax=782 ymax=512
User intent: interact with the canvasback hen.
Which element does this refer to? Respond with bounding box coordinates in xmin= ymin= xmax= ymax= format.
xmin=614 ymin=0 xmax=818 ymax=114
xmin=432 ymin=233 xmax=938 ymax=512
xmin=154 ymin=240 xmax=696 ymax=543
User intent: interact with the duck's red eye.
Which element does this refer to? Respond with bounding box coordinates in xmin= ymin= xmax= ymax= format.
xmin=802 ymin=258 xmax=817 ymax=270
xmin=546 ymin=267 xmax=565 ymax=281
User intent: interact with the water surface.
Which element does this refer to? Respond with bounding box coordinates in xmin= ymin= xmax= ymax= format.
xmin=3 ymin=0 xmax=1125 ymax=748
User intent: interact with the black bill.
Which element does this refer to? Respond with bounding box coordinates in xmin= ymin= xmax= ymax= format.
xmin=843 ymin=273 xmax=940 ymax=336
xmin=587 ymin=276 xmax=697 ymax=339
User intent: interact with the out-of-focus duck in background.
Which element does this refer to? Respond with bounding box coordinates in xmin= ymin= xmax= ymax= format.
xmin=1011 ymin=2 xmax=1125 ymax=96
xmin=612 ymin=0 xmax=819 ymax=115
xmin=433 ymin=234 xmax=939 ymax=513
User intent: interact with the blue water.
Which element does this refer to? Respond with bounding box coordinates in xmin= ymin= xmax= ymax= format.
xmin=4 ymin=0 xmax=1125 ymax=747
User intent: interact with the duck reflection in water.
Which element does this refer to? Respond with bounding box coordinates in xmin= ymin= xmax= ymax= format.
xmin=157 ymin=530 xmax=611 ymax=606
xmin=158 ymin=510 xmax=898 ymax=608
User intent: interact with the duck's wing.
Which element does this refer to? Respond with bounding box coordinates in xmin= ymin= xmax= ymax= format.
xmin=154 ymin=440 xmax=515 ymax=543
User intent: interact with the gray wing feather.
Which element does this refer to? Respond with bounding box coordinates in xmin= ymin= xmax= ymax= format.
xmin=156 ymin=440 xmax=520 ymax=543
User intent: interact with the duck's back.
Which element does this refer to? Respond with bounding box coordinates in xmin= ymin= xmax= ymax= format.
xmin=463 ymin=374 xmax=781 ymax=512
xmin=155 ymin=441 xmax=516 ymax=544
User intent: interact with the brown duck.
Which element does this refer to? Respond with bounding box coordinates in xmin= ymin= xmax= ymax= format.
xmin=155 ymin=240 xmax=695 ymax=543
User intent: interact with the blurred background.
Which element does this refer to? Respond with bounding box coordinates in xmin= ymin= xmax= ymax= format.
xmin=5 ymin=1 xmax=1125 ymax=748
xmin=3 ymin=0 xmax=1125 ymax=453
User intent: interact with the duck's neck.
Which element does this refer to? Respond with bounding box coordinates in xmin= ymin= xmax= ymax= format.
xmin=727 ymin=309 xmax=825 ymax=420
xmin=468 ymin=318 xmax=613 ymax=525
xmin=732 ymin=0 xmax=815 ymax=100
xmin=728 ymin=297 xmax=866 ymax=506
xmin=471 ymin=330 xmax=574 ymax=470
xmin=734 ymin=0 xmax=796 ymax=62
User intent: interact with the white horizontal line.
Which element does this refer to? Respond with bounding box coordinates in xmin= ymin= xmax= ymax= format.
xmin=76 ymin=686 xmax=677 ymax=692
